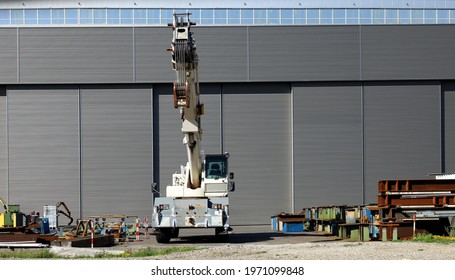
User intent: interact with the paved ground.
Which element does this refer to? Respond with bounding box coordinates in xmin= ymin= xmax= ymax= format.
xmin=116 ymin=225 xmax=342 ymax=249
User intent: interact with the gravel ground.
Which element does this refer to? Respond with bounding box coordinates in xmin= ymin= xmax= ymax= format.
xmin=146 ymin=241 xmax=455 ymax=260
xmin=5 ymin=226 xmax=455 ymax=260
xmin=45 ymin=240 xmax=455 ymax=260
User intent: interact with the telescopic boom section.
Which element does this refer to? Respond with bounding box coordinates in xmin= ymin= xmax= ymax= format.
xmin=169 ymin=13 xmax=203 ymax=189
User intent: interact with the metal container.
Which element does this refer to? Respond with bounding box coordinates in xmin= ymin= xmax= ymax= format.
xmin=43 ymin=205 xmax=57 ymax=229
xmin=345 ymin=211 xmax=356 ymax=224
xmin=282 ymin=222 xmax=303 ymax=232
xmin=34 ymin=218 xmax=50 ymax=234
xmin=8 ymin=204 xmax=20 ymax=212
xmin=271 ymin=216 xmax=277 ymax=231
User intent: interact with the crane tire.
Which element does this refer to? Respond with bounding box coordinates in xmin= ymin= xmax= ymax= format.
xmin=156 ymin=229 xmax=172 ymax=243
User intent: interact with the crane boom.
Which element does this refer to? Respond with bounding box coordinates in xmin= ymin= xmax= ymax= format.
xmin=169 ymin=13 xmax=203 ymax=189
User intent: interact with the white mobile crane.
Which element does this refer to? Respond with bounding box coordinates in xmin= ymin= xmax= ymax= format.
xmin=151 ymin=13 xmax=235 ymax=243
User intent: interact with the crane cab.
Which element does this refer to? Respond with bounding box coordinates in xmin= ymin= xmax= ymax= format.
xmin=203 ymin=153 xmax=235 ymax=195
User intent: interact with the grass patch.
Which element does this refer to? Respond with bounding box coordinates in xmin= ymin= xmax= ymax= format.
xmin=409 ymin=233 xmax=455 ymax=244
xmin=0 ymin=249 xmax=58 ymax=259
xmin=0 ymin=246 xmax=199 ymax=259
xmin=118 ymin=247 xmax=198 ymax=258
xmin=73 ymin=246 xmax=200 ymax=259
xmin=255 ymin=251 xmax=268 ymax=254
xmin=342 ymin=242 xmax=363 ymax=247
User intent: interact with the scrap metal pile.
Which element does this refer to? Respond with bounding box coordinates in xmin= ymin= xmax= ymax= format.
xmin=272 ymin=178 xmax=455 ymax=241
xmin=0 ymin=199 xmax=142 ymax=248
xmin=378 ymin=179 xmax=455 ymax=240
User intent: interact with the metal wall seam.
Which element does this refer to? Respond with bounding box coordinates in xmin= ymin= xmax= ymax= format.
xmin=359 ymin=25 xmax=363 ymax=81
xmin=290 ymin=83 xmax=295 ymax=213
xmin=152 ymin=84 xmax=161 ymax=195
xmin=246 ymin=26 xmax=250 ymax=81
xmin=6 ymin=88 xmax=9 ymax=202
xmin=78 ymin=86 xmax=82 ymax=219
xmin=16 ymin=28 xmax=20 ymax=84
xmin=133 ymin=27 xmax=136 ymax=83
xmin=150 ymin=84 xmax=154 ymax=206
xmin=440 ymin=82 xmax=445 ymax=173
xmin=220 ymin=83 xmax=224 ymax=154
xmin=361 ymin=82 xmax=365 ymax=204
xmin=360 ymin=25 xmax=364 ymax=203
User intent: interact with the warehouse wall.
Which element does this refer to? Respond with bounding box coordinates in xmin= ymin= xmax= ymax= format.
xmin=363 ymin=81 xmax=441 ymax=200
xmin=0 ymin=81 xmax=452 ymax=224
xmin=223 ymin=83 xmax=292 ymax=224
xmin=293 ymin=82 xmax=363 ymax=207
xmin=1 ymin=85 xmax=154 ymax=220
xmin=80 ymin=85 xmax=153 ymax=219
xmin=0 ymin=29 xmax=16 ymax=84
xmin=0 ymin=25 xmax=454 ymax=225
xmin=361 ymin=26 xmax=455 ymax=80
xmin=7 ymin=86 xmax=80 ymax=216
xmin=19 ymin=28 xmax=134 ymax=83
xmin=249 ymin=26 xmax=360 ymax=81
xmin=0 ymin=25 xmax=454 ymax=84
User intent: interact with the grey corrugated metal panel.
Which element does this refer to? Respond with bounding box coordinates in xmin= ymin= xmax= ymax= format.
xmin=134 ymin=27 xmax=174 ymax=83
xmin=249 ymin=26 xmax=360 ymax=82
xmin=7 ymin=85 xmax=80 ymax=217
xmin=19 ymin=27 xmax=134 ymax=84
xmin=80 ymin=85 xmax=153 ymax=219
xmin=223 ymin=83 xmax=291 ymax=225
xmin=0 ymin=88 xmax=7 ymax=199
xmin=363 ymin=81 xmax=441 ymax=203
xmin=293 ymin=83 xmax=363 ymax=208
xmin=443 ymin=82 xmax=455 ymax=173
xmin=136 ymin=27 xmax=248 ymax=83
xmin=153 ymin=84 xmax=187 ymax=195
xmin=196 ymin=27 xmax=248 ymax=82
xmin=362 ymin=25 xmax=455 ymax=80
xmin=0 ymin=29 xmax=18 ymax=83
xmin=153 ymin=83 xmax=221 ymax=195
xmin=199 ymin=84 xmax=222 ymax=154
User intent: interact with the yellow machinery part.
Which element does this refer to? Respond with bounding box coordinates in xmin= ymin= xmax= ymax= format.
xmin=12 ymin=213 xmax=22 ymax=227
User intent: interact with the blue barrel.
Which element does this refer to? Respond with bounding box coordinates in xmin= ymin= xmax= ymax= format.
xmin=271 ymin=217 xmax=277 ymax=231
xmin=39 ymin=218 xmax=50 ymax=234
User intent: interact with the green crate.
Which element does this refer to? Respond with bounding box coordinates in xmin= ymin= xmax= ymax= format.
xmin=8 ymin=204 xmax=20 ymax=212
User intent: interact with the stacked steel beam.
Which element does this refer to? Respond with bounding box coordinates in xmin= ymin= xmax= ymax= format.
xmin=378 ymin=179 xmax=455 ymax=240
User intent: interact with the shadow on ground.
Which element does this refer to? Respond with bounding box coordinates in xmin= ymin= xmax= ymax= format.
xmin=169 ymin=230 xmax=341 ymax=245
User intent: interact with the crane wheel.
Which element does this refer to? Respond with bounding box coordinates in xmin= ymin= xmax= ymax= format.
xmin=170 ymin=228 xmax=180 ymax=238
xmin=215 ymin=227 xmax=229 ymax=243
xmin=156 ymin=229 xmax=172 ymax=243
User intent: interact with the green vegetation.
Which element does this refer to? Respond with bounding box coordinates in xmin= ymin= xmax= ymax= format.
xmin=410 ymin=233 xmax=455 ymax=244
xmin=342 ymin=242 xmax=363 ymax=247
xmin=255 ymin=250 xmax=268 ymax=254
xmin=115 ymin=246 xmax=198 ymax=258
xmin=0 ymin=246 xmax=198 ymax=259
xmin=0 ymin=249 xmax=58 ymax=259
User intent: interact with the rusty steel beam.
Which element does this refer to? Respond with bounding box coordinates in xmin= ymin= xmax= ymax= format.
xmin=378 ymin=195 xmax=455 ymax=207
xmin=0 ymin=232 xmax=55 ymax=244
xmin=378 ymin=179 xmax=455 ymax=192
